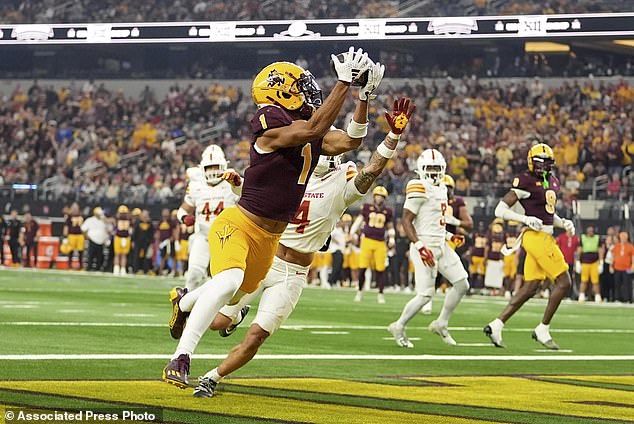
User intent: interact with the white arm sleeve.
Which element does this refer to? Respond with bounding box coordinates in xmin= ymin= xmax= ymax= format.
xmin=495 ymin=201 xmax=528 ymax=224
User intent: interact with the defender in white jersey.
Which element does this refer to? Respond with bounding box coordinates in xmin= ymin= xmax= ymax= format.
xmin=388 ymin=148 xmax=470 ymax=348
xmin=175 ymin=145 xmax=241 ymax=293
xmin=184 ymin=96 xmax=415 ymax=398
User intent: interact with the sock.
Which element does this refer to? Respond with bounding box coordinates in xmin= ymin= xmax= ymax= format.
xmin=437 ymin=278 xmax=469 ymax=328
xmin=396 ymin=294 xmax=430 ymax=327
xmin=536 ymin=322 xmax=549 ymax=331
xmin=358 ymin=268 xmax=366 ymax=291
xmin=179 ymin=283 xmax=206 ymax=312
xmin=492 ymin=318 xmax=505 ymax=328
xmin=319 ymin=267 xmax=329 ymax=286
xmin=376 ymin=271 xmax=385 ymax=294
xmin=113 ymin=265 xmax=120 ymax=274
xmin=204 ymin=367 xmax=224 ymax=382
xmin=173 ymin=268 xmax=244 ymax=359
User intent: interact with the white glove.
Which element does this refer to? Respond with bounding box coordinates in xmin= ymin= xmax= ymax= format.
xmin=598 ymin=260 xmax=604 ymax=274
xmin=575 ymin=260 xmax=582 ymax=274
xmin=331 ymin=46 xmax=369 ymax=84
xmin=524 ymin=216 xmax=543 ymax=231
xmin=444 ymin=215 xmax=461 ymax=227
xmin=359 ymin=60 xmax=385 ymax=101
xmin=562 ymin=219 xmax=575 ymax=235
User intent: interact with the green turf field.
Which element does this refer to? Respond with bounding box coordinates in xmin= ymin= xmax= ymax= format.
xmin=1 ymin=268 xmax=633 ymax=423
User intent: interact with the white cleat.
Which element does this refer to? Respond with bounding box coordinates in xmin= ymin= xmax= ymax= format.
xmin=429 ymin=320 xmax=457 ymax=346
xmin=483 ymin=319 xmax=506 ymax=348
xmin=354 ymin=291 xmax=363 ymax=302
xmin=594 ymin=294 xmax=602 ymax=303
xmin=421 ymin=300 xmax=432 ymax=315
xmin=532 ymin=324 xmax=559 ymax=350
xmin=377 ymin=293 xmax=386 ymax=304
xmin=387 ymin=322 xmax=414 ymax=348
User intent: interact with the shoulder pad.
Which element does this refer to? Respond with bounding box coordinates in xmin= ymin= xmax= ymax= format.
xmin=250 ymin=105 xmax=294 ymax=136
xmin=406 ymin=179 xmax=428 ymax=197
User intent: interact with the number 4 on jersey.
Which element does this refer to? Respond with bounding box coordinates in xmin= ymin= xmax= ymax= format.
xmin=201 ymin=201 xmax=224 ymax=222
xmin=292 ymin=200 xmax=310 ymax=233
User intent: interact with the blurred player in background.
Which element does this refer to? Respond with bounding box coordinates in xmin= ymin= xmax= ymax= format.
xmin=484 ymin=143 xmax=574 ymax=350
xmin=157 ymin=208 xmax=178 ymax=275
xmin=127 ymin=208 xmax=142 ymax=274
xmin=63 ymin=203 xmax=85 ymax=270
xmin=7 ymin=209 xmax=22 ymax=267
xmin=556 ymin=226 xmax=580 ymax=299
xmin=163 ymin=47 xmax=372 ymax=388
xmin=82 ymin=207 xmax=109 ymax=272
xmin=192 ymin=95 xmax=414 ymax=399
xmin=22 ymin=212 xmax=39 ymax=268
xmin=0 ymin=212 xmax=6 ymax=266
xmin=470 ymin=222 xmax=487 ymax=291
xmin=484 ymin=219 xmax=506 ymax=295
xmin=341 ymin=213 xmax=359 ymax=287
xmin=113 ymin=205 xmax=131 ymax=276
xmin=503 ymin=221 xmax=522 ymax=298
xmin=352 ymin=185 xmax=395 ymax=304
xmin=174 ymin=146 xmax=240 ymax=295
xmin=133 ymin=210 xmax=154 ymax=275
xmin=388 ymin=148 xmax=470 ymax=348
xmin=576 ymin=225 xmax=603 ymax=303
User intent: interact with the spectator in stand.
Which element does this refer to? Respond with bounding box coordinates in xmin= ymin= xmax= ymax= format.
xmin=81 ymin=207 xmax=110 ymax=272
xmin=7 ymin=209 xmax=22 ymax=267
xmin=611 ymin=232 xmax=634 ymax=303
xmin=556 ymin=227 xmax=580 ymax=299
xmin=601 ymin=227 xmax=618 ymax=302
xmin=607 ymin=173 xmax=622 ymax=198
xmin=22 ymin=212 xmax=40 ymax=268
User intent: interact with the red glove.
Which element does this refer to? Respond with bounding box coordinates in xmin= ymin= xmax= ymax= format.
xmin=221 ymin=170 xmax=242 ymax=187
xmin=450 ymin=234 xmax=465 ymax=248
xmin=182 ymin=215 xmax=195 ymax=227
xmin=384 ymin=97 xmax=416 ymax=135
xmin=418 ymin=246 xmax=435 ymax=267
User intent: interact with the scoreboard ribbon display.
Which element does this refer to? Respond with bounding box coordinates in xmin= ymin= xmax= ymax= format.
xmin=0 ymin=13 xmax=633 ymax=44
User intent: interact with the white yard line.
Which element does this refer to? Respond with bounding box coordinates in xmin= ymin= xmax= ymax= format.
xmin=2 ymin=322 xmax=634 ymax=333
xmin=1 ymin=354 xmax=633 ymax=361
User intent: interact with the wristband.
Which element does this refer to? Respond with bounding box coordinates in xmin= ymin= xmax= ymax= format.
xmin=387 ymin=131 xmax=401 ymax=141
xmin=177 ymin=207 xmax=188 ymax=223
xmin=414 ymin=240 xmax=424 ymax=250
xmin=377 ymin=141 xmax=395 ymax=159
xmin=346 ymin=119 xmax=368 ymax=138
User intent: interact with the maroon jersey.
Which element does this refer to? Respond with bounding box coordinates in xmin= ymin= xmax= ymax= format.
xmin=472 ymin=233 xmax=487 ymax=257
xmin=115 ymin=214 xmax=131 ymax=238
xmin=66 ymin=214 xmax=84 ymax=234
xmin=157 ymin=219 xmax=175 ymax=242
xmin=360 ymin=203 xmax=393 ymax=241
xmin=487 ymin=230 xmax=505 ymax=261
xmin=446 ymin=196 xmax=465 ymax=234
xmin=23 ymin=220 xmax=39 ymax=244
xmin=511 ymin=172 xmax=560 ymax=226
xmin=238 ymin=106 xmax=323 ymax=222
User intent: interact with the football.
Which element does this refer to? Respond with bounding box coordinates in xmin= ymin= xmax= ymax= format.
xmin=330 ymin=52 xmax=370 ymax=86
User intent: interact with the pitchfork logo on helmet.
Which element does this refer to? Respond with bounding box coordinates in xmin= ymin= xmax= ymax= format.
xmin=200 ymin=145 xmax=228 ymax=185
xmin=416 ymin=149 xmax=446 ymax=185
xmin=252 ymin=61 xmax=322 ymax=117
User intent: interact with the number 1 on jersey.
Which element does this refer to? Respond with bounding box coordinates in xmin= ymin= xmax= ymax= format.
xmin=298 ymin=143 xmax=312 ymax=185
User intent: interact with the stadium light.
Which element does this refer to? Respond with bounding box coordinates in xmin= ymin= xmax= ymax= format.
xmin=525 ymin=41 xmax=570 ymax=53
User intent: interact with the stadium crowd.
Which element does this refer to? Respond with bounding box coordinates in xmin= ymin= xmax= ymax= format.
xmin=2 ymin=76 xmax=634 ymax=206
xmin=1 ymin=0 xmax=632 ymax=23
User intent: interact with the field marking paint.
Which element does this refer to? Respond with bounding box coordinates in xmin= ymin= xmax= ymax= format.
xmin=382 ymin=337 xmax=422 ymax=341
xmin=57 ymin=310 xmax=89 ymax=313
xmin=2 ymin=322 xmax=634 ymax=334
xmin=455 ymin=343 xmax=493 ymax=347
xmin=310 ymin=331 xmax=350 ymax=335
xmin=1 ymin=305 xmax=38 ymax=309
xmin=1 ymin=354 xmax=634 ymax=361
xmin=534 ymin=349 xmax=574 ymax=353
xmin=113 ymin=313 xmax=156 ymax=317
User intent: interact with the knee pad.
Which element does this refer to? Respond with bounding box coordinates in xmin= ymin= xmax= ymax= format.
xmin=453 ymin=278 xmax=470 ymax=293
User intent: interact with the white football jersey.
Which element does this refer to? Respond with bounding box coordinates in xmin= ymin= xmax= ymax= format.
xmin=403 ymin=178 xmax=448 ymax=244
xmin=281 ymin=161 xmax=363 ymax=254
xmin=184 ymin=180 xmax=239 ymax=235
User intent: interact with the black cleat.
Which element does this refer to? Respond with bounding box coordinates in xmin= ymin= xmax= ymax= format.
xmin=193 ymin=376 xmax=218 ymax=398
xmin=169 ymin=287 xmax=189 ymax=339
xmin=162 ymin=354 xmax=190 ymax=389
xmin=219 ymin=305 xmax=251 ymax=338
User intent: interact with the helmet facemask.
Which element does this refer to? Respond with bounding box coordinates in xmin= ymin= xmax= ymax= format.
xmin=203 ymin=164 xmax=226 ymax=185
xmin=419 ymin=164 xmax=446 ymax=185
xmin=532 ymin=156 xmax=554 ymax=188
xmin=313 ymin=155 xmax=341 ymax=178
xmin=295 ymin=71 xmax=322 ymax=119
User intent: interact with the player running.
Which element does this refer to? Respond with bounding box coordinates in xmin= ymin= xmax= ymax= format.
xmin=388 ymin=149 xmax=470 ymax=348
xmin=190 ymin=96 xmax=414 ymax=398
xmin=173 ymin=145 xmax=240 ymax=299
xmin=484 ymin=142 xmax=574 ymax=350
xmin=163 ymin=47 xmax=373 ymax=388
xmin=351 ymin=186 xmax=395 ymax=304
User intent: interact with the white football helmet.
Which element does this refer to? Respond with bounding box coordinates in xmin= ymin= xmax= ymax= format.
xmin=313 ymin=154 xmax=342 ymax=178
xmin=200 ymin=145 xmax=228 ymax=185
xmin=416 ymin=148 xmax=446 ymax=185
